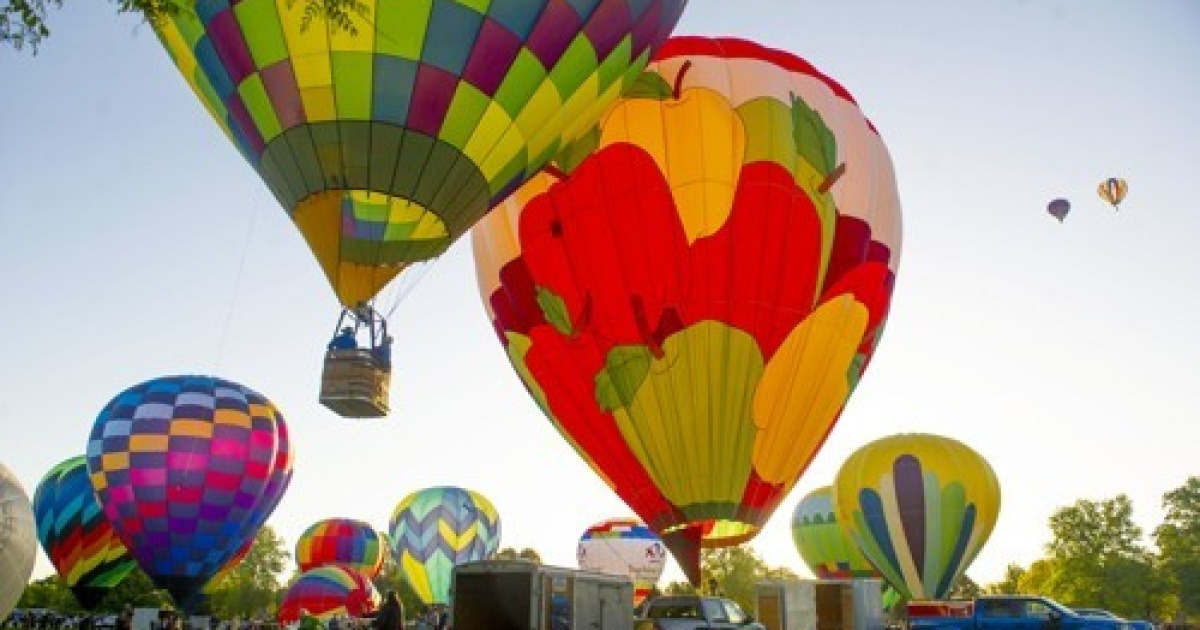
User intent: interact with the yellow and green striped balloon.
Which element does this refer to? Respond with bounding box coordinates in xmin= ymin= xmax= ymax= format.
xmin=152 ymin=0 xmax=689 ymax=307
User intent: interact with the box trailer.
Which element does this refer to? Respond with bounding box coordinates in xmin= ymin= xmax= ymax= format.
xmin=451 ymin=560 xmax=634 ymax=630
xmin=756 ymin=579 xmax=884 ymax=630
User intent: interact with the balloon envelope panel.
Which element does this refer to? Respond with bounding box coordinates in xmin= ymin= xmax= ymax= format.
xmin=85 ymin=375 xmax=291 ymax=607
xmin=278 ymin=566 xmax=380 ymax=623
xmin=388 ymin=486 xmax=501 ymax=604
xmin=1 ymin=462 xmax=37 ymax=621
xmin=152 ymin=0 xmax=689 ymax=307
xmin=473 ymin=36 xmax=902 ymax=582
xmin=32 ymin=456 xmax=135 ymax=609
xmin=297 ymin=518 xmax=385 ymax=579
xmin=791 ymin=486 xmax=878 ymax=580
xmin=577 ymin=518 xmax=667 ymax=604
xmin=833 ymin=434 xmax=1001 ymax=600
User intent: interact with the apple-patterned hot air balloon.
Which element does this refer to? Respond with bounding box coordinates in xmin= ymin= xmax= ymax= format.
xmin=1 ymin=462 xmax=37 ymax=622
xmin=297 ymin=518 xmax=386 ymax=580
xmin=832 ymin=433 xmax=1001 ymax=600
xmin=150 ymin=0 xmax=689 ymax=311
xmin=577 ymin=518 xmax=667 ymax=605
xmin=388 ymin=486 xmax=500 ymax=605
xmin=32 ymin=456 xmax=136 ymax=609
xmin=86 ymin=375 xmax=291 ymax=610
xmin=278 ymin=565 xmax=379 ymax=624
xmin=473 ymin=37 xmax=902 ymax=583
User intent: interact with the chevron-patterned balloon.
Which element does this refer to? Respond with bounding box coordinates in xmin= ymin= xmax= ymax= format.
xmin=32 ymin=456 xmax=136 ymax=609
xmin=387 ymin=486 xmax=500 ymax=604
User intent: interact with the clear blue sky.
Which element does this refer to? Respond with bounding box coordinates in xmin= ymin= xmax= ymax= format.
xmin=2 ymin=1 xmax=1197 ymax=589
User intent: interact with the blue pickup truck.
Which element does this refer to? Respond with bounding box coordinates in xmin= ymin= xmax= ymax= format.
xmin=908 ymin=596 xmax=1133 ymax=630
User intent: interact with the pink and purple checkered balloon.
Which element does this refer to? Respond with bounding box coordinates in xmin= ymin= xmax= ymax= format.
xmin=85 ymin=375 xmax=291 ymax=609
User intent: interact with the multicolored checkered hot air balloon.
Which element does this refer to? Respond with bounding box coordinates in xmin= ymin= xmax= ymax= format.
xmin=577 ymin=518 xmax=666 ymax=605
xmin=473 ymin=37 xmax=902 ymax=584
xmin=1 ymin=462 xmax=37 ymax=622
xmin=296 ymin=518 xmax=385 ymax=580
xmin=32 ymin=456 xmax=136 ymax=609
xmin=278 ymin=565 xmax=380 ymax=624
xmin=791 ymin=486 xmax=878 ymax=580
xmin=388 ymin=486 xmax=501 ymax=605
xmin=832 ymin=434 xmax=1001 ymax=600
xmin=150 ymin=0 xmax=689 ymax=310
xmin=85 ymin=375 xmax=292 ymax=610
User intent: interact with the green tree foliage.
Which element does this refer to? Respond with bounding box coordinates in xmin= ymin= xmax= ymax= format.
xmin=17 ymin=567 xmax=172 ymax=613
xmin=1016 ymin=558 xmax=1056 ymax=595
xmin=701 ymin=546 xmax=763 ymax=613
xmin=208 ymin=526 xmax=290 ymax=620
xmin=663 ymin=582 xmax=697 ymax=596
xmin=948 ymin=575 xmax=982 ymax=599
xmin=1 ymin=0 xmax=364 ymax=52
xmin=371 ymin=563 xmax=420 ymax=621
xmin=493 ymin=547 xmax=544 ymax=564
xmin=1039 ymin=495 xmax=1175 ymax=620
xmin=984 ymin=564 xmax=1026 ymax=595
xmin=1155 ymin=477 xmax=1200 ymax=621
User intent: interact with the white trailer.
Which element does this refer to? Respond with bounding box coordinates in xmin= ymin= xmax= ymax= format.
xmin=755 ymin=579 xmax=884 ymax=630
xmin=451 ymin=560 xmax=634 ymax=630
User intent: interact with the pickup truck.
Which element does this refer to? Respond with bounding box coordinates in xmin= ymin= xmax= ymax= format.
xmin=635 ymin=595 xmax=766 ymax=629
xmin=908 ymin=596 xmax=1135 ymax=630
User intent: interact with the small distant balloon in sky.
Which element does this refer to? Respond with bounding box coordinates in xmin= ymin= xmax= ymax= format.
xmin=1098 ymin=178 xmax=1128 ymax=209
xmin=1047 ymin=198 xmax=1071 ymax=223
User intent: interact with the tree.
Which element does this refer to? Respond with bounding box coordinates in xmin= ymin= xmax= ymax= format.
xmin=1155 ymin=477 xmax=1200 ymax=621
xmin=17 ymin=566 xmax=172 ymax=613
xmin=663 ymin=582 xmax=696 ymax=596
xmin=1037 ymin=495 xmax=1174 ymax=620
xmin=948 ymin=575 xmax=982 ymax=599
xmin=1 ymin=0 xmax=366 ymax=53
xmin=701 ymin=546 xmax=763 ymax=613
xmin=208 ymin=526 xmax=290 ymax=620
xmin=1017 ymin=558 xmax=1056 ymax=595
xmin=371 ymin=563 xmax=421 ymax=621
xmin=984 ymin=564 xmax=1025 ymax=595
xmin=493 ymin=547 xmax=544 ymax=564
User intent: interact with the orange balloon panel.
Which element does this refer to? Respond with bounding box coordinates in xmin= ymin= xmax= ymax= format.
xmin=473 ymin=37 xmax=902 ymax=583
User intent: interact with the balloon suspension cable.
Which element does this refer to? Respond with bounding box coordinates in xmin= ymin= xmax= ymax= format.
xmin=673 ymin=61 xmax=693 ymax=100
xmin=543 ymin=163 xmax=569 ymax=181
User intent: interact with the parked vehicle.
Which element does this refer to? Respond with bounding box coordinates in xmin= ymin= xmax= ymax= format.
xmin=1074 ymin=608 xmax=1154 ymax=630
xmin=907 ymin=596 xmax=1133 ymax=630
xmin=450 ymin=560 xmax=633 ymax=630
xmin=755 ymin=579 xmax=884 ymax=630
xmin=635 ymin=595 xmax=765 ymax=629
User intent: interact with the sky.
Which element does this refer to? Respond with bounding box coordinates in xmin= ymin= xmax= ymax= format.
xmin=1 ymin=1 xmax=1198 ymax=592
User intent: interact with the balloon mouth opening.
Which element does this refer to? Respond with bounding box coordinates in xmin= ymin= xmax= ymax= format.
xmin=661 ymin=519 xmax=761 ymax=547
xmin=295 ymin=190 xmax=453 ymax=265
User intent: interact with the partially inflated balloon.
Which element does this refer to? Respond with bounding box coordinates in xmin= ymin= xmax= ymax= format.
xmin=1098 ymin=178 xmax=1128 ymax=209
xmin=152 ymin=0 xmax=688 ymax=308
xmin=833 ymin=434 xmax=1000 ymax=600
xmin=791 ymin=486 xmax=877 ymax=580
xmin=1 ymin=462 xmax=37 ymax=621
xmin=32 ymin=457 xmax=135 ymax=609
xmin=388 ymin=486 xmax=501 ymax=604
xmin=473 ymin=37 xmax=901 ymax=583
xmin=577 ymin=518 xmax=667 ymax=605
xmin=278 ymin=566 xmax=379 ymax=623
xmin=86 ymin=375 xmax=291 ymax=609
xmin=297 ymin=518 xmax=385 ymax=579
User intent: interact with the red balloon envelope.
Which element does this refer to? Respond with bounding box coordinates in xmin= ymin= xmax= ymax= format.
xmin=86 ymin=375 xmax=291 ymax=609
xmin=278 ymin=566 xmax=380 ymax=623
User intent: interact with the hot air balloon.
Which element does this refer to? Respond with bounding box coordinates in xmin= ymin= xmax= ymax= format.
xmin=791 ymin=486 xmax=878 ymax=580
xmin=832 ymin=434 xmax=1001 ymax=600
xmin=1047 ymin=198 xmax=1070 ymax=223
xmin=577 ymin=518 xmax=667 ymax=605
xmin=1098 ymin=178 xmax=1128 ymax=209
xmin=278 ymin=566 xmax=380 ymax=624
xmin=388 ymin=486 xmax=501 ymax=604
xmin=32 ymin=457 xmax=136 ymax=609
xmin=86 ymin=375 xmax=291 ymax=610
xmin=472 ymin=37 xmax=902 ymax=584
xmin=1 ymin=462 xmax=37 ymax=622
xmin=149 ymin=1 xmax=689 ymax=416
xmin=297 ymin=518 xmax=386 ymax=580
